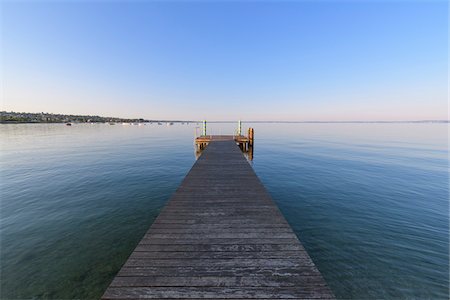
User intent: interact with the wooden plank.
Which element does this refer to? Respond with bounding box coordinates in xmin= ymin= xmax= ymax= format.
xmin=148 ymin=224 xmax=291 ymax=230
xmin=128 ymin=251 xmax=308 ymax=259
xmin=146 ymin=228 xmax=295 ymax=234
xmin=142 ymin=233 xmax=297 ymax=239
xmin=103 ymin=287 xmax=334 ymax=299
xmin=102 ymin=139 xmax=334 ymax=299
xmin=109 ymin=275 xmax=328 ymax=287
xmin=123 ymin=258 xmax=316 ymax=268
xmin=117 ymin=266 xmax=323 ymax=277
xmin=137 ymin=238 xmax=304 ymax=245
xmin=151 ymin=219 xmax=290 ymax=225
xmin=133 ymin=244 xmax=305 ymax=252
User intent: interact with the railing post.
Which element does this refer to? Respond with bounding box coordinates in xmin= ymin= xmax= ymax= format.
xmin=203 ymin=120 xmax=207 ymax=136
xmin=237 ymin=120 xmax=242 ymax=136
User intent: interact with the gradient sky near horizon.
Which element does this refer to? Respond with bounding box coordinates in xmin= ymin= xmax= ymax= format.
xmin=1 ymin=0 xmax=448 ymax=121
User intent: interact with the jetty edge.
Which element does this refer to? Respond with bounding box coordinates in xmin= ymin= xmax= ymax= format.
xmin=102 ymin=136 xmax=335 ymax=299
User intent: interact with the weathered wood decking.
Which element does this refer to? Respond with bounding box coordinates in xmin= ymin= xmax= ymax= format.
xmin=102 ymin=139 xmax=334 ymax=299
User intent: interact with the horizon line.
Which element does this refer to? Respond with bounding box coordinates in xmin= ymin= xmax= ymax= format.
xmin=1 ymin=110 xmax=449 ymax=123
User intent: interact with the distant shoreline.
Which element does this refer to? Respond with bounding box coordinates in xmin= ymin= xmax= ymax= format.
xmin=1 ymin=111 xmax=448 ymax=124
xmin=1 ymin=120 xmax=448 ymax=124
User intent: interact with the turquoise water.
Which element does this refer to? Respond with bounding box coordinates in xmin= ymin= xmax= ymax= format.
xmin=1 ymin=123 xmax=448 ymax=299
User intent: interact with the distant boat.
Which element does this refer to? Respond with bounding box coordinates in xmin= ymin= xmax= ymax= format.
xmin=168 ymin=122 xmax=174 ymax=126
xmin=109 ymin=122 xmax=115 ymax=125
xmin=158 ymin=122 xmax=162 ymax=125
xmin=66 ymin=123 xmax=72 ymax=126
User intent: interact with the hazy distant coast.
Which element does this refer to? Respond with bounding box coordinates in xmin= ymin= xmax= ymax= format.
xmin=1 ymin=111 xmax=447 ymax=124
xmin=0 ymin=111 xmax=144 ymax=124
xmin=0 ymin=111 xmax=193 ymax=124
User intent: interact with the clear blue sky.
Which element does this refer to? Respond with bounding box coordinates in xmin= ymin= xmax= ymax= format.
xmin=1 ymin=0 xmax=448 ymax=121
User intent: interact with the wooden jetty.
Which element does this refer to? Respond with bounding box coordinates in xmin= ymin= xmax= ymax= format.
xmin=102 ymin=136 xmax=334 ymax=299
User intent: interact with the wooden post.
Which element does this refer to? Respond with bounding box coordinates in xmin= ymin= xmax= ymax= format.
xmin=203 ymin=120 xmax=207 ymax=136
xmin=237 ymin=120 xmax=242 ymax=136
xmin=248 ymin=128 xmax=254 ymax=147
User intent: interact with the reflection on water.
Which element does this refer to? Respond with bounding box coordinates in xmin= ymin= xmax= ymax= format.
xmin=1 ymin=123 xmax=448 ymax=299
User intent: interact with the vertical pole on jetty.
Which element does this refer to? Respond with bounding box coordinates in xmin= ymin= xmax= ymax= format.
xmin=248 ymin=127 xmax=254 ymax=160
xmin=237 ymin=120 xmax=242 ymax=136
xmin=248 ymin=127 xmax=254 ymax=147
xmin=202 ymin=120 xmax=207 ymax=136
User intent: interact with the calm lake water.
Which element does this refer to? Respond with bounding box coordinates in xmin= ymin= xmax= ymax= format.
xmin=1 ymin=123 xmax=448 ymax=299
